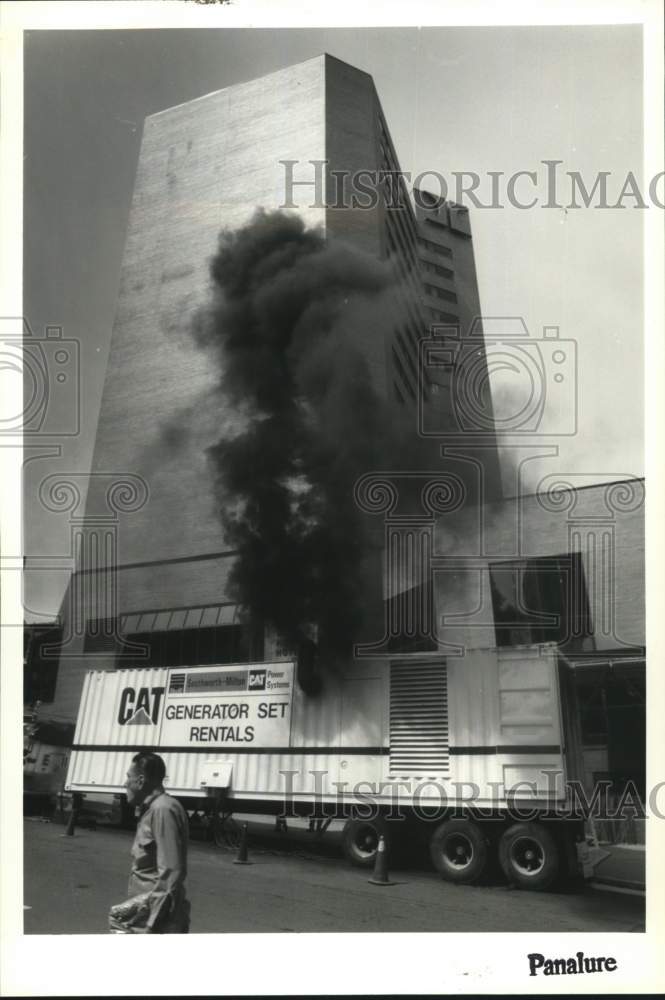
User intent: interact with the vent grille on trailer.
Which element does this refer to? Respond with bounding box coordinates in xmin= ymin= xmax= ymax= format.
xmin=389 ymin=661 xmax=449 ymax=773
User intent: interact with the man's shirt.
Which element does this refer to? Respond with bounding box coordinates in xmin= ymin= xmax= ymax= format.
xmin=128 ymin=788 xmax=190 ymax=932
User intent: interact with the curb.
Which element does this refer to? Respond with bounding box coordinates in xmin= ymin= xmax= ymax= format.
xmin=588 ymin=878 xmax=645 ymax=898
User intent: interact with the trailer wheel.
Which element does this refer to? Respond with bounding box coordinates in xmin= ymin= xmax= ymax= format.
xmin=212 ymin=811 xmax=241 ymax=850
xmin=429 ymin=819 xmax=488 ymax=884
xmin=342 ymin=817 xmax=388 ymax=868
xmin=498 ymin=822 xmax=559 ymax=891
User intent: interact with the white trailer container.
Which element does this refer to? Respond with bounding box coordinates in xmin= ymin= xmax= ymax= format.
xmin=66 ymin=645 xmax=591 ymax=889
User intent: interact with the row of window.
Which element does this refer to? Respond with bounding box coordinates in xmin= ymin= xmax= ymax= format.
xmin=380 ymin=552 xmax=594 ymax=655
xmin=393 ymin=380 xmax=406 ymax=405
xmin=378 ymin=146 xmax=414 ymax=213
xmin=388 ymin=552 xmax=592 ymax=654
xmin=391 ymin=344 xmax=417 ymax=403
xmin=381 ymin=164 xmax=420 ymax=269
xmin=427 ymin=306 xmax=459 ymax=324
xmin=423 ymin=282 xmax=458 ymax=304
xmin=83 ymin=623 xmax=254 ymax=666
xmin=23 ymin=552 xmax=599 ymax=700
xmin=377 ymin=115 xmax=421 ymax=259
xmin=395 ymin=329 xmax=421 ymax=391
xmin=386 ymin=224 xmax=421 ymax=302
xmin=401 ymin=321 xmax=422 ymax=358
xmin=84 ymin=557 xmax=591 ymax=653
xmin=385 ymin=227 xmax=430 ymax=345
xmin=24 ymin=623 xmax=255 ymax=702
xmin=421 ymin=259 xmax=454 ymax=281
xmin=377 ymin=119 xmax=457 ymax=351
xmin=419 ymin=236 xmax=453 ymax=258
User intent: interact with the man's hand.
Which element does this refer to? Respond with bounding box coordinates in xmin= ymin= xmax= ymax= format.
xmin=108 ymin=895 xmax=151 ymax=933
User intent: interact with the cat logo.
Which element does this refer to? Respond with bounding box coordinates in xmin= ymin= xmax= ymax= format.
xmin=117 ymin=686 xmax=165 ymax=726
xmin=248 ymin=670 xmax=266 ymax=691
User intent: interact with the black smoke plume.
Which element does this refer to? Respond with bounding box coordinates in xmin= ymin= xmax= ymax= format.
xmin=193 ymin=209 xmax=408 ymax=668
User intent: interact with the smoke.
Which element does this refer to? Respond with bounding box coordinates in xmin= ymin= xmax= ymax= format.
xmin=135 ymin=387 xmax=236 ymax=484
xmin=193 ymin=209 xmax=408 ymax=660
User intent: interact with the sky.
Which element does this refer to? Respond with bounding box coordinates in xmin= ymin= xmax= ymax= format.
xmin=20 ymin=24 xmax=645 ymax=619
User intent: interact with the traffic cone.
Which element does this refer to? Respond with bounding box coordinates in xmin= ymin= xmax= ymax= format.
xmin=233 ymin=822 xmax=252 ymax=865
xmin=368 ymin=834 xmax=396 ymax=886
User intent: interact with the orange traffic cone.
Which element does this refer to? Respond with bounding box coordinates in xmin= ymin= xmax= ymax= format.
xmin=61 ymin=792 xmax=82 ymax=838
xmin=368 ymin=834 xmax=396 ymax=886
xmin=233 ymin=822 xmax=252 ymax=865
xmin=65 ymin=807 xmax=77 ymax=836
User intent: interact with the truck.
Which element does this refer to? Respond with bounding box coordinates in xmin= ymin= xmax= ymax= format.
xmin=65 ymin=643 xmax=593 ymax=891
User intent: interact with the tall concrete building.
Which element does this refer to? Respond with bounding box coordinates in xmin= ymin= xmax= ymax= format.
xmin=413 ymin=192 xmax=503 ymax=501
xmin=43 ymin=54 xmax=501 ymax=722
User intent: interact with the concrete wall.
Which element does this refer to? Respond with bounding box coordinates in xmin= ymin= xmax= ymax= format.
xmin=325 ymin=56 xmax=383 ymax=259
xmin=86 ymin=56 xmax=328 ymax=570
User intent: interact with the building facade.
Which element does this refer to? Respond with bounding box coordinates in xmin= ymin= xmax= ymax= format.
xmin=42 ymin=54 xmax=500 ymax=723
xmin=441 ymin=476 xmax=646 ymax=829
xmin=413 ymin=191 xmax=503 ymax=503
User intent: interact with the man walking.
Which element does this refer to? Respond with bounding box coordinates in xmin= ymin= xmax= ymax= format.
xmin=110 ymin=751 xmax=190 ymax=933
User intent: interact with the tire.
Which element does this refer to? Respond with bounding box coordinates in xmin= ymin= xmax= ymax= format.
xmin=342 ymin=817 xmax=388 ymax=868
xmin=429 ymin=818 xmax=489 ymax=884
xmin=498 ymin=822 xmax=560 ymax=891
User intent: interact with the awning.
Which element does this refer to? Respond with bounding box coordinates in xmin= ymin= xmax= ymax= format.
xmin=31 ymin=721 xmax=75 ymax=747
xmin=118 ymin=604 xmax=241 ymax=634
xmin=558 ymin=650 xmax=645 ymax=680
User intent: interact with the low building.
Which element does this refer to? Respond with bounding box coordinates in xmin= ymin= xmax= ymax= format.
xmin=362 ymin=471 xmax=645 ymax=838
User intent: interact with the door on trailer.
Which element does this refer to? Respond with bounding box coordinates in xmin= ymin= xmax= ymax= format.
xmin=560 ymin=654 xmax=646 ymax=840
xmin=497 ymin=647 xmax=565 ymax=801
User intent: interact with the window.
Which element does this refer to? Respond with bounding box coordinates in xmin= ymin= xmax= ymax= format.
xmin=576 ymin=668 xmax=646 ymax=799
xmin=422 ymin=260 xmax=454 ymax=280
xmin=391 ymin=346 xmax=416 ymax=402
xmin=423 ymin=283 xmax=458 ymax=304
xmin=83 ymin=618 xmax=256 ymax=666
xmin=23 ymin=625 xmax=63 ymax=704
xmin=386 ymin=221 xmax=419 ymax=283
xmin=427 ymin=307 xmax=459 ymax=323
xmin=418 ymin=237 xmax=452 ymax=258
xmin=395 ymin=330 xmax=420 ymax=387
xmin=489 ymin=552 xmax=592 ymax=649
xmin=386 ymin=204 xmax=418 ymax=263
xmin=404 ymin=322 xmax=421 ymax=354
xmin=121 ymin=625 xmax=251 ymax=667
xmin=424 ymin=216 xmax=452 ymax=233
xmin=577 ymin=682 xmax=608 ymax=745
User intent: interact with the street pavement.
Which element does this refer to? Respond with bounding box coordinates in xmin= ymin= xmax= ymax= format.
xmin=23 ymin=817 xmax=645 ymax=935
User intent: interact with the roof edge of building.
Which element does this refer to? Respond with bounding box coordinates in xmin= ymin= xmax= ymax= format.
xmin=500 ymin=474 xmax=645 ymax=505
xmin=146 ymin=52 xmax=371 ymax=122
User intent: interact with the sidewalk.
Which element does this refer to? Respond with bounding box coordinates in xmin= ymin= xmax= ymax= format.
xmin=590 ymin=843 xmax=645 ymax=893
